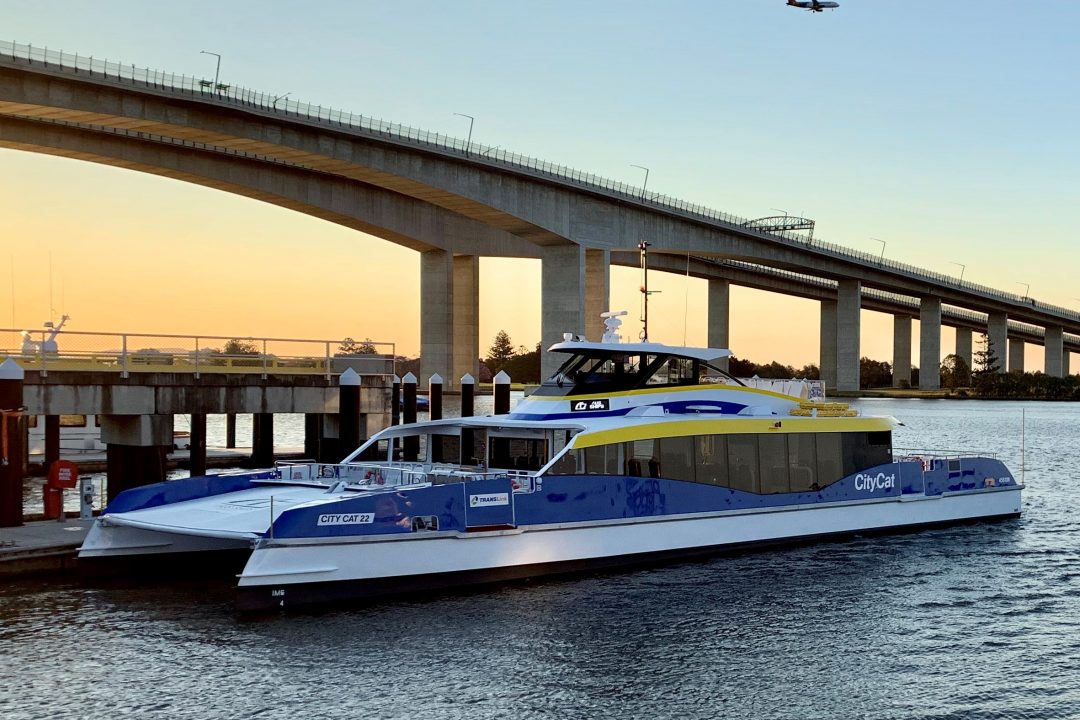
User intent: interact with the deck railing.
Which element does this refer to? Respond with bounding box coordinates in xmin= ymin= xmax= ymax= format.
xmin=1 ymin=328 xmax=395 ymax=380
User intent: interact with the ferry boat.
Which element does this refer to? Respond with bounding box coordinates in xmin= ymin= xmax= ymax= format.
xmin=78 ymin=310 xmax=1023 ymax=610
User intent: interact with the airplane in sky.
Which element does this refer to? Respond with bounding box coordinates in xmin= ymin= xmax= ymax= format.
xmin=787 ymin=0 xmax=840 ymax=11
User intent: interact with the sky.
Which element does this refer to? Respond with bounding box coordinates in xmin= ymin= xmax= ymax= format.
xmin=3 ymin=0 xmax=1078 ymax=369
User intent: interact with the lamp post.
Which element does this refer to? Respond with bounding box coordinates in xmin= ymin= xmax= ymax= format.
xmin=770 ymin=207 xmax=790 ymax=218
xmin=1017 ymin=282 xmax=1030 ymax=301
xmin=949 ymin=261 xmax=966 ymax=282
xmin=272 ymin=92 xmax=291 ymax=109
xmin=631 ymin=164 xmax=650 ymax=200
xmin=200 ymin=50 xmax=221 ymax=90
xmin=453 ymin=113 xmax=474 ymax=155
xmin=871 ymin=237 xmax=886 ymax=261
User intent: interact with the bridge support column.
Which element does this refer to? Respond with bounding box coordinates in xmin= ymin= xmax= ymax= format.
xmin=1045 ymin=325 xmax=1064 ymax=378
xmin=421 ymin=251 xmax=479 ymax=390
xmin=892 ymin=315 xmax=912 ymax=388
xmin=708 ymin=280 xmax=731 ymax=373
xmin=101 ymin=415 xmax=172 ymax=503
xmin=189 ymin=413 xmax=207 ymax=477
xmin=584 ymin=249 xmax=610 ymax=341
xmin=820 ymin=300 xmax=837 ymax=391
xmin=955 ymin=328 xmax=973 ymax=370
xmin=919 ymin=297 xmax=942 ymax=390
xmin=1008 ymin=339 xmax=1025 ymax=374
xmin=541 ymin=245 xmax=590 ymax=379
xmin=1065 ymin=351 xmax=1072 ymax=377
xmin=836 ymin=280 xmax=861 ymax=392
xmin=988 ymin=313 xmax=1007 ymax=373
xmin=452 ymin=255 xmax=480 ymax=389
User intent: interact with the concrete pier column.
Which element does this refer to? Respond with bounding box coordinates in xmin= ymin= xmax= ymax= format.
xmin=919 ymin=296 xmax=942 ymax=390
xmin=0 ymin=358 xmax=26 ymax=527
xmin=988 ymin=313 xmax=1007 ymax=373
xmin=189 ymin=413 xmax=207 ymax=477
xmin=1008 ymin=339 xmax=1025 ymax=374
xmin=892 ymin=315 xmax=912 ymax=388
xmin=44 ymin=415 xmax=60 ymax=470
xmin=421 ymin=250 xmax=454 ymax=390
xmin=452 ymin=255 xmax=480 ymax=388
xmin=252 ymin=413 xmax=274 ymax=467
xmin=836 ymin=280 xmax=861 ymax=392
xmin=339 ymin=368 xmax=361 ymax=457
xmin=1065 ymin=352 xmax=1072 ymax=377
xmin=708 ymin=279 xmax=731 ymax=373
xmin=304 ymin=413 xmax=322 ymax=461
xmin=1045 ymin=326 xmax=1064 ymax=378
xmin=955 ymin=327 xmax=973 ymax=370
xmin=541 ymin=245 xmax=588 ymax=379
xmin=820 ymin=300 xmax=838 ymax=391
xmin=584 ymin=249 xmax=611 ymax=341
xmin=101 ymin=414 xmax=172 ymax=503
xmin=225 ymin=413 xmax=237 ymax=449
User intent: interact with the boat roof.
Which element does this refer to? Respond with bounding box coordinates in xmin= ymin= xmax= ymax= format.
xmin=548 ymin=340 xmax=732 ymax=362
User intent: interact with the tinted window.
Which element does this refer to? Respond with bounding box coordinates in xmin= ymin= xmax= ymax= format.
xmin=695 ymin=435 xmax=728 ymax=486
xmin=788 ymin=433 xmax=818 ymax=492
xmin=759 ymin=434 xmax=789 ymax=494
xmin=727 ymin=435 xmax=759 ymax=493
xmin=816 ymin=434 xmax=843 ymax=487
xmin=658 ymin=436 xmax=695 ymax=482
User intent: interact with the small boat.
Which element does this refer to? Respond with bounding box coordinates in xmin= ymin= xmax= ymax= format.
xmin=78 ymin=311 xmax=1022 ymax=610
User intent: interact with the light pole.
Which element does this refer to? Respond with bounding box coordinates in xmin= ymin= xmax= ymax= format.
xmin=272 ymin=92 xmax=291 ymax=109
xmin=200 ymin=50 xmax=221 ymax=90
xmin=631 ymin=164 xmax=650 ymax=200
xmin=453 ymin=113 xmax=474 ymax=155
xmin=770 ymin=207 xmax=790 ymax=218
xmin=870 ymin=237 xmax=886 ymax=261
xmin=949 ymin=261 xmax=966 ymax=282
xmin=1017 ymin=282 xmax=1030 ymax=300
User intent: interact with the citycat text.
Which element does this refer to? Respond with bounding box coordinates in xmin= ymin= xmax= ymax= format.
xmin=854 ymin=472 xmax=896 ymax=493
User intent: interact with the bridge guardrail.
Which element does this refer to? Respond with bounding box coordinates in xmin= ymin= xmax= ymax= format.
xmin=1 ymin=328 xmax=396 ymax=379
xmin=3 ymin=40 xmax=1080 ymax=324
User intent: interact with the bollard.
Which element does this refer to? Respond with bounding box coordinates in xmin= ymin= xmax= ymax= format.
xmin=0 ymin=358 xmax=26 ymax=527
xmin=339 ymin=368 xmax=361 ymax=456
xmin=494 ymin=370 xmax=511 ymax=415
xmin=429 ymin=373 xmax=443 ymax=421
xmin=402 ymin=372 xmax=418 ymax=461
xmin=460 ymin=373 xmax=475 ymax=465
xmin=391 ymin=374 xmax=401 ymax=426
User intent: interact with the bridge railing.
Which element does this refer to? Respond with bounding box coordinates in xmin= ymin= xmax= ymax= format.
xmin=4 ymin=40 xmax=1080 ymax=324
xmin=0 ymin=327 xmax=396 ymax=379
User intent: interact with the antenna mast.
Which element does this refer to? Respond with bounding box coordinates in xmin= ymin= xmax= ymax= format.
xmin=638 ymin=240 xmax=659 ymax=341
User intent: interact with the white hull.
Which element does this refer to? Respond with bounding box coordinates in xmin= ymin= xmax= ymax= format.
xmin=238 ymin=488 xmax=1022 ymax=599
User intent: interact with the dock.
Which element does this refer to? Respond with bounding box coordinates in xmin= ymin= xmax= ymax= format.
xmin=0 ymin=518 xmax=92 ymax=577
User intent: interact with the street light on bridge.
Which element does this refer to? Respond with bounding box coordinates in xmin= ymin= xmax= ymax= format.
xmin=272 ymin=92 xmax=291 ymax=109
xmin=453 ymin=113 xmax=474 ymax=155
xmin=949 ymin=261 xmax=966 ymax=282
xmin=1018 ymin=281 xmax=1030 ymax=301
xmin=870 ymin=237 xmax=886 ymax=261
xmin=770 ymin=207 xmax=790 ymax=218
xmin=199 ymin=50 xmax=221 ymax=91
xmin=631 ymin=164 xmax=650 ymax=201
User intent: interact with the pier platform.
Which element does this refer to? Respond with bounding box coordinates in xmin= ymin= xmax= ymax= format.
xmin=0 ymin=518 xmax=92 ymax=577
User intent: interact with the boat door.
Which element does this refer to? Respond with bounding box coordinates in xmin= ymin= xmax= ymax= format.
xmin=464 ymin=477 xmax=516 ymax=530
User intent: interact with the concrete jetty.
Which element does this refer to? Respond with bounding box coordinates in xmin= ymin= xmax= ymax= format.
xmin=0 ymin=518 xmax=91 ymax=577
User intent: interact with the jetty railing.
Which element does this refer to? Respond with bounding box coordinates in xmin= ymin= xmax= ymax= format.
xmin=0 ymin=328 xmax=395 ymax=380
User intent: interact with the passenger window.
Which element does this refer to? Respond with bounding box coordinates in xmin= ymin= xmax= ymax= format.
xmin=759 ymin=434 xmax=790 ymax=494
xmin=727 ymin=435 xmax=759 ymax=493
xmin=816 ymin=434 xmax=843 ymax=486
xmin=658 ymin=436 xmax=695 ymax=482
xmin=695 ymin=435 xmax=728 ymax=486
xmin=787 ymin=433 xmax=818 ymax=492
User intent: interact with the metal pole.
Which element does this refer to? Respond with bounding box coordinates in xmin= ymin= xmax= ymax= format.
xmin=453 ymin=113 xmax=474 ymax=155
xmin=200 ymin=50 xmax=221 ymax=90
xmin=631 ymin=164 xmax=650 ymax=200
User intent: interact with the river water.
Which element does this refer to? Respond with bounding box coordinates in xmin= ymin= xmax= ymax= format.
xmin=3 ymin=399 xmax=1078 ymax=720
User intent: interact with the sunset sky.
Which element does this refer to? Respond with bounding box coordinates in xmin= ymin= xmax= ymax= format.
xmin=3 ymin=1 xmax=1078 ymax=369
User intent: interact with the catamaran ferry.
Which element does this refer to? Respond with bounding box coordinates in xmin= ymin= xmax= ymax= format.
xmin=79 ymin=314 xmax=1022 ymax=610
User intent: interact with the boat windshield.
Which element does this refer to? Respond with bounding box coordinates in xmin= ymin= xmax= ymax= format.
xmin=535 ymin=351 xmax=743 ymax=396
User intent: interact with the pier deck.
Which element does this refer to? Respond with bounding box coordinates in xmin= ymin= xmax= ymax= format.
xmin=0 ymin=518 xmax=92 ymax=577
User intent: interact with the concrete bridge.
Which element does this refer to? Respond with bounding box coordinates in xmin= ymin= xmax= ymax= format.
xmin=2 ymin=41 xmax=1077 ymax=390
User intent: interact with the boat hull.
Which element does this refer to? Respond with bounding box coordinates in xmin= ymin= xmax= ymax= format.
xmin=237 ymin=486 xmax=1021 ymax=611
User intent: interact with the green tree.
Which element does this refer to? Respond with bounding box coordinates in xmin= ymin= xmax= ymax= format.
xmin=336 ymin=337 xmax=377 ymax=356
xmin=940 ymin=354 xmax=972 ymax=389
xmin=486 ymin=330 xmax=516 ymax=372
xmin=973 ymin=333 xmax=1001 ymax=375
xmin=218 ymin=338 xmax=259 ymax=355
